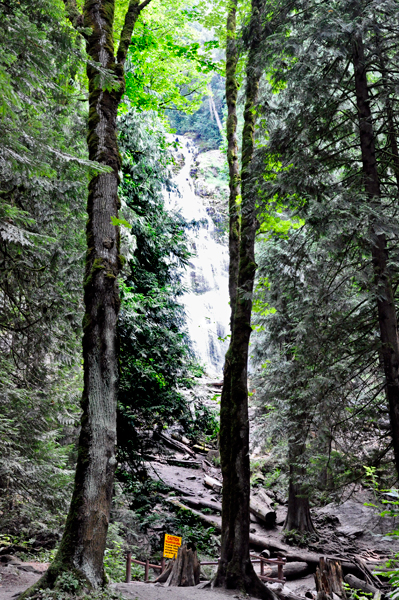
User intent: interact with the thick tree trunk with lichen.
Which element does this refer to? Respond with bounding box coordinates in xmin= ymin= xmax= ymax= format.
xmin=215 ymin=1 xmax=274 ymax=598
xmin=353 ymin=34 xmax=399 ymax=478
xmin=19 ymin=1 xmax=148 ymax=596
xmin=24 ymin=2 xmax=122 ymax=591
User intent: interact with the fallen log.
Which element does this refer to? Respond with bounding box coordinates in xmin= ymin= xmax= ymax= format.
xmin=163 ymin=483 xmax=196 ymax=497
xmin=250 ymin=495 xmax=276 ymax=528
xmin=344 ymin=574 xmax=380 ymax=598
xmin=181 ymin=496 xmax=222 ymax=513
xmin=165 ymin=498 xmax=222 ymax=531
xmin=171 ymin=432 xmax=191 ymax=446
xmin=157 ymin=432 xmax=196 ymax=457
xmin=270 ymin=562 xmax=309 ymax=580
xmin=204 ymin=475 xmax=222 ymax=493
xmin=193 ymin=444 xmax=212 ymax=454
xmin=165 ymin=498 xmax=367 ymax=582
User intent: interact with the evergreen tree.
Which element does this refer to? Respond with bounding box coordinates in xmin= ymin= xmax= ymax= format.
xmin=116 ymin=106 xmax=196 ymax=471
xmin=215 ymin=0 xmax=275 ymax=596
xmin=251 ymin=0 xmax=399 ymax=527
xmin=0 ymin=0 xmax=92 ymax=532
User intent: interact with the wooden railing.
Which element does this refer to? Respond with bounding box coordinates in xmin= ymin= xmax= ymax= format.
xmin=125 ymin=552 xmax=286 ymax=584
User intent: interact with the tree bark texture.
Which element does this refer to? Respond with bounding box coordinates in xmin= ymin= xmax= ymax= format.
xmin=165 ymin=545 xmax=200 ymax=587
xmin=226 ymin=0 xmax=240 ymax=331
xmin=19 ymin=2 xmax=148 ymax=595
xmin=284 ymin=422 xmax=316 ymax=533
xmin=284 ymin=440 xmax=316 ymax=534
xmin=215 ymin=1 xmax=274 ymax=598
xmin=353 ymin=34 xmax=399 ymax=477
xmin=315 ymin=558 xmax=347 ymax=600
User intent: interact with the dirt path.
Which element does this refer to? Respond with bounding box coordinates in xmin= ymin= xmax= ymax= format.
xmin=0 ymin=562 xmax=48 ymax=600
xmin=115 ymin=581 xmax=271 ymax=600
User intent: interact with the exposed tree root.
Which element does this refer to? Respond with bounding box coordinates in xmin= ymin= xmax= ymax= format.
xmin=213 ymin=558 xmax=278 ymax=600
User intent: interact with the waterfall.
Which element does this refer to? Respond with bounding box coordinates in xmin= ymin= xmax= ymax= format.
xmin=166 ymin=136 xmax=229 ymax=378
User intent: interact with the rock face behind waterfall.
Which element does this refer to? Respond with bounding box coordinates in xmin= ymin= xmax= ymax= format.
xmin=166 ymin=136 xmax=229 ymax=378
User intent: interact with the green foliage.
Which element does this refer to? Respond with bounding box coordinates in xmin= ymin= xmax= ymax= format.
xmin=251 ymin=0 xmax=399 ymax=500
xmin=0 ymin=0 xmax=90 ymax=532
xmin=283 ymin=529 xmax=318 ymax=548
xmin=165 ymin=507 xmax=220 ymax=556
xmin=181 ymin=404 xmax=220 ymax=442
xmin=55 ymin=573 xmax=80 ymax=595
xmin=25 ymin=587 xmax=124 ymax=600
xmin=116 ymin=106 xmax=204 ymax=480
xmin=167 ymin=75 xmax=225 ymax=150
xmin=123 ymin=0 xmax=215 ymax=114
xmin=103 ymin=523 xmax=131 ymax=583
xmin=343 ymin=582 xmax=374 ymax=600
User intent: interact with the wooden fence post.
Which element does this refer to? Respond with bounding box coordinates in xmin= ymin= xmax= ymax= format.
xmin=126 ymin=552 xmax=132 ymax=583
xmin=145 ymin=558 xmax=149 ymax=582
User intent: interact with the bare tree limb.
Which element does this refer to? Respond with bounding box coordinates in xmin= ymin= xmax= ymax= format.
xmin=117 ymin=0 xmax=153 ymax=65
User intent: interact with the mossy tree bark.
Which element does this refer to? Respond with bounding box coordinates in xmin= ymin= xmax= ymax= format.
xmin=215 ymin=1 xmax=275 ymax=598
xmin=353 ymin=33 xmax=399 ymax=477
xmin=19 ymin=1 xmax=151 ymax=596
xmin=216 ymin=1 xmax=240 ymax=568
xmin=226 ymin=0 xmax=240 ymax=331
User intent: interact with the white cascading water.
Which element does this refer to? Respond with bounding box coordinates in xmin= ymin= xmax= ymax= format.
xmin=165 ymin=136 xmax=230 ymax=378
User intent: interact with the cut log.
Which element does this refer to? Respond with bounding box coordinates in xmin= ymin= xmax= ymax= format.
xmin=157 ymin=431 xmax=196 ymax=457
xmin=165 ymin=545 xmax=200 ymax=586
xmin=181 ymin=496 xmax=222 ymax=513
xmin=193 ymin=444 xmax=212 ymax=454
xmin=206 ymin=381 xmax=223 ymax=388
xmin=250 ymin=495 xmax=276 ymax=528
xmin=270 ymin=562 xmax=309 ymax=580
xmin=203 ymin=475 xmax=222 ymax=493
xmin=171 ymin=433 xmax=191 ymax=446
xmin=315 ymin=558 xmax=346 ymax=599
xmin=344 ymin=574 xmax=380 ymax=598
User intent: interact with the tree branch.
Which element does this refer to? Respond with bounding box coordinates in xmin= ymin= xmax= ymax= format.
xmin=62 ymin=0 xmax=84 ymax=30
xmin=117 ymin=0 xmax=153 ymax=65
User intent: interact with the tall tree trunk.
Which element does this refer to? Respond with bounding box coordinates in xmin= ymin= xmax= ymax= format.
xmin=226 ymin=0 xmax=240 ymax=331
xmin=215 ymin=1 xmax=274 ymax=598
xmin=217 ymin=4 xmax=240 ymax=586
xmin=352 ymin=34 xmax=399 ymax=476
xmin=284 ymin=437 xmax=316 ymax=534
xmin=20 ymin=1 xmax=150 ymax=596
xmin=283 ymin=321 xmax=316 ymax=534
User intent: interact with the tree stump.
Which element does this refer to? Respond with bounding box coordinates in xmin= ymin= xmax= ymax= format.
xmin=315 ymin=558 xmax=347 ymax=600
xmin=165 ymin=545 xmax=200 ymax=586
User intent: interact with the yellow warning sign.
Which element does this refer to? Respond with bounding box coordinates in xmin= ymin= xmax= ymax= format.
xmin=163 ymin=533 xmax=182 ymax=558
